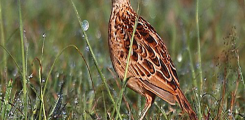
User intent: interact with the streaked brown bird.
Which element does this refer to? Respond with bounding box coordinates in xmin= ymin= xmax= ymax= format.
xmin=108 ymin=0 xmax=197 ymax=119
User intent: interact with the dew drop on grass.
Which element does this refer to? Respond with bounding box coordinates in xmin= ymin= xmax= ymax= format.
xmin=177 ymin=53 xmax=183 ymax=62
xmin=56 ymin=72 xmax=60 ymax=78
xmin=85 ymin=46 xmax=90 ymax=51
xmin=8 ymin=111 xmax=14 ymax=118
xmin=194 ymin=87 xmax=198 ymax=91
xmin=74 ymin=98 xmax=78 ymax=104
xmin=42 ymin=33 xmax=46 ymax=38
xmin=214 ymin=101 xmax=218 ymax=105
xmin=82 ymin=20 xmax=89 ymax=31
xmin=228 ymin=109 xmax=233 ymax=117
xmin=62 ymin=111 xmax=67 ymax=118
xmin=42 ymin=79 xmax=45 ymax=83
xmin=28 ymin=73 xmax=33 ymax=79
xmin=59 ymin=81 xmax=63 ymax=87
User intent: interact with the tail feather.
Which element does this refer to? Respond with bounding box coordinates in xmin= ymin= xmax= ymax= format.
xmin=175 ymin=89 xmax=198 ymax=120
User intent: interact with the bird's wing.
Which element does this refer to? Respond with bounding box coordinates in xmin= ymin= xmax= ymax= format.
xmin=122 ymin=16 xmax=180 ymax=104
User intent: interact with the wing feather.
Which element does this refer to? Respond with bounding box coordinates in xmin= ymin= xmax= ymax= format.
xmin=124 ymin=16 xmax=180 ymax=95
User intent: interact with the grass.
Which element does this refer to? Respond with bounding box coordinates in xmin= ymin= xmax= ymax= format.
xmin=18 ymin=0 xmax=28 ymax=119
xmin=195 ymin=0 xmax=203 ymax=119
xmin=0 ymin=0 xmax=244 ymax=119
xmin=0 ymin=0 xmax=7 ymax=79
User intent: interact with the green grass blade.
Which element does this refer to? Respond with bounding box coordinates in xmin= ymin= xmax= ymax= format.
xmin=102 ymin=91 xmax=107 ymax=119
xmin=0 ymin=0 xmax=7 ymax=80
xmin=196 ymin=0 xmax=202 ymax=119
xmin=18 ymin=1 xmax=28 ymax=119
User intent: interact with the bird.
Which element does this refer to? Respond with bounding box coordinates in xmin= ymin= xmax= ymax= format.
xmin=108 ymin=0 xmax=198 ymax=119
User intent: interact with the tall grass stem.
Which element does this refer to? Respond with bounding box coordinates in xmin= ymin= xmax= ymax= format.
xmin=196 ymin=0 xmax=202 ymax=119
xmin=0 ymin=0 xmax=7 ymax=80
xmin=41 ymin=34 xmax=45 ymax=62
xmin=18 ymin=0 xmax=28 ymax=119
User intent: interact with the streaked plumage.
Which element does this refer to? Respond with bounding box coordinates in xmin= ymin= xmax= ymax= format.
xmin=108 ymin=0 xmax=197 ymax=119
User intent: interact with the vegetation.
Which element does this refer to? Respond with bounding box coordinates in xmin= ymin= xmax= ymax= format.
xmin=0 ymin=0 xmax=244 ymax=119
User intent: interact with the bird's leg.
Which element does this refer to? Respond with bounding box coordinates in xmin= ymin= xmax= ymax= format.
xmin=139 ymin=92 xmax=155 ymax=120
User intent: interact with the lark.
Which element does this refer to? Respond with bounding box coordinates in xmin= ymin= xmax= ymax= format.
xmin=108 ymin=0 xmax=197 ymax=119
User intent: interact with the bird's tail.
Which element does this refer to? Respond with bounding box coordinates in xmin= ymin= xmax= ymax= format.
xmin=175 ymin=88 xmax=198 ymax=120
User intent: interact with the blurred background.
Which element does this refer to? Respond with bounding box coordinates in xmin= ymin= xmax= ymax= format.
xmin=0 ymin=0 xmax=244 ymax=119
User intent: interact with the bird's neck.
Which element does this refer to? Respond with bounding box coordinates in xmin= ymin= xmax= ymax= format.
xmin=112 ymin=0 xmax=130 ymax=6
xmin=110 ymin=0 xmax=135 ymax=21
